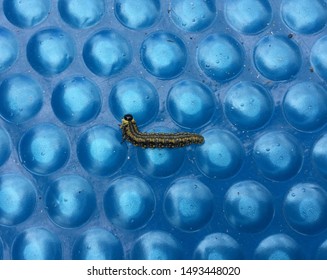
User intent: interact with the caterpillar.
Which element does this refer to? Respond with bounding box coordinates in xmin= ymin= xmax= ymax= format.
xmin=120 ymin=114 xmax=204 ymax=148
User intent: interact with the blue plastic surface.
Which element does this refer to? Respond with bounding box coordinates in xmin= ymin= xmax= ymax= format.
xmin=0 ymin=0 xmax=327 ymax=260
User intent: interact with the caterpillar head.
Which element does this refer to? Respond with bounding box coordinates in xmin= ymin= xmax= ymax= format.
xmin=123 ymin=114 xmax=133 ymax=121
xmin=121 ymin=114 xmax=135 ymax=127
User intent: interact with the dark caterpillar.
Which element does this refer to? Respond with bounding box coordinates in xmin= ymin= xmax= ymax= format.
xmin=120 ymin=114 xmax=204 ymax=148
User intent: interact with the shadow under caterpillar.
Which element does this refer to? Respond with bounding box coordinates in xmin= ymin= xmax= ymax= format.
xmin=120 ymin=114 xmax=204 ymax=148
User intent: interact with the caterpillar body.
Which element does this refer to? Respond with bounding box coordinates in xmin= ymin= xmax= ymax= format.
xmin=120 ymin=114 xmax=204 ymax=148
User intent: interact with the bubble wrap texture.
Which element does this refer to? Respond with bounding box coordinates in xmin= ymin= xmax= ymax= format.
xmin=0 ymin=0 xmax=327 ymax=260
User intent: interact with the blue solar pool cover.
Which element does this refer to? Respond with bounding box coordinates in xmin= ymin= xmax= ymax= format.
xmin=1 ymin=0 xmax=327 ymax=260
